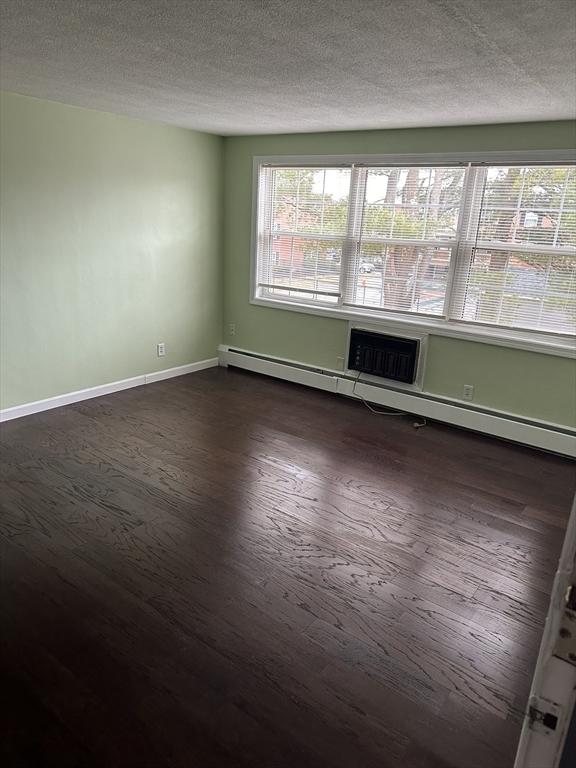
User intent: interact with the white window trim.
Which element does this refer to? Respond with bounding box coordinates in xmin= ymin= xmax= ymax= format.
xmin=250 ymin=150 xmax=576 ymax=358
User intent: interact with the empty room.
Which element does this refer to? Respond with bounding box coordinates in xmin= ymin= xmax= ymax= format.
xmin=1 ymin=1 xmax=576 ymax=767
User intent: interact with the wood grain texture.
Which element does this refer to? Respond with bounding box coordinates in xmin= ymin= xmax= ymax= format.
xmin=1 ymin=367 xmax=574 ymax=768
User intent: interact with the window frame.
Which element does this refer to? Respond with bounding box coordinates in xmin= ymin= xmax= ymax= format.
xmin=250 ymin=150 xmax=576 ymax=358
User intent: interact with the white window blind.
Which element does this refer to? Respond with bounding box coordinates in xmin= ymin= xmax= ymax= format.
xmin=449 ymin=165 xmax=576 ymax=335
xmin=256 ymin=167 xmax=351 ymax=303
xmin=255 ymin=160 xmax=576 ymax=339
xmin=342 ymin=166 xmax=466 ymax=317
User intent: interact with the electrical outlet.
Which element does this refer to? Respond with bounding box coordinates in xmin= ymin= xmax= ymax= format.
xmin=228 ymin=323 xmax=236 ymax=337
xmin=336 ymin=356 xmax=345 ymax=371
xmin=157 ymin=342 xmax=166 ymax=357
xmin=462 ymin=384 xmax=474 ymax=401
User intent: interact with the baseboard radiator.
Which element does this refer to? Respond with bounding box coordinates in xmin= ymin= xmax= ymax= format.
xmin=218 ymin=345 xmax=575 ymax=458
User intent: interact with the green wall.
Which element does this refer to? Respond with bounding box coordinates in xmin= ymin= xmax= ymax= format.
xmin=1 ymin=93 xmax=574 ymax=428
xmin=223 ymin=122 xmax=576 ymax=428
xmin=0 ymin=92 xmax=223 ymax=409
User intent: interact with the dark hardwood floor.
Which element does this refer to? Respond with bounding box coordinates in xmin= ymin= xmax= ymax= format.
xmin=1 ymin=367 xmax=574 ymax=768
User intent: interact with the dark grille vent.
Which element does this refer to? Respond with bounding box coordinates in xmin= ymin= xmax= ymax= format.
xmin=348 ymin=329 xmax=419 ymax=384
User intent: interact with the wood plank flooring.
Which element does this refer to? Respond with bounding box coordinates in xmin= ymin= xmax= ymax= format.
xmin=1 ymin=367 xmax=574 ymax=767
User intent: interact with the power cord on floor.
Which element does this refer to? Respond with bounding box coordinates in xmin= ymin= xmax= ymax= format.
xmin=352 ymin=370 xmax=427 ymax=430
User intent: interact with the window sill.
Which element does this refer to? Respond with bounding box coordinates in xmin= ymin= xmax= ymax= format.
xmin=250 ymin=296 xmax=576 ymax=359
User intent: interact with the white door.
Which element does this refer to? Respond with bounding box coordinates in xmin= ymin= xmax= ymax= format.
xmin=514 ymin=494 xmax=576 ymax=768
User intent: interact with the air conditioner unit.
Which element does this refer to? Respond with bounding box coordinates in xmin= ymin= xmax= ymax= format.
xmin=347 ymin=326 xmax=427 ymax=390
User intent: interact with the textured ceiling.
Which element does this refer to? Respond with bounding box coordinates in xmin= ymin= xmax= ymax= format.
xmin=1 ymin=0 xmax=575 ymax=135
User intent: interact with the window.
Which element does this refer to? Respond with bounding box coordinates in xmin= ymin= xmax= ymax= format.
xmin=257 ymin=167 xmax=351 ymax=303
xmin=254 ymin=160 xmax=576 ymax=340
xmin=345 ymin=166 xmax=466 ymax=317
xmin=451 ymin=166 xmax=576 ymax=335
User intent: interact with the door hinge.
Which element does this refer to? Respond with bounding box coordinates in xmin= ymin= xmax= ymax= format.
xmin=528 ymin=696 xmax=562 ymax=735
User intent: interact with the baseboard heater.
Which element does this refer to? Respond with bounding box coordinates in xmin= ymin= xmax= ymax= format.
xmin=218 ymin=345 xmax=575 ymax=457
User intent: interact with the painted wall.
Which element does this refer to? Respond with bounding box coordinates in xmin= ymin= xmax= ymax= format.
xmin=223 ymin=122 xmax=576 ymax=428
xmin=0 ymin=92 xmax=223 ymax=409
xmin=2 ymin=96 xmax=574 ymax=428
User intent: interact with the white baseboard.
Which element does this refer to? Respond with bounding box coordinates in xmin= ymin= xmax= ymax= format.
xmin=218 ymin=345 xmax=576 ymax=458
xmin=144 ymin=359 xmax=218 ymax=384
xmin=0 ymin=358 xmax=219 ymax=423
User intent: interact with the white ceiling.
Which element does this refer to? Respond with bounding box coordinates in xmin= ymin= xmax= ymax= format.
xmin=1 ymin=0 xmax=575 ymax=136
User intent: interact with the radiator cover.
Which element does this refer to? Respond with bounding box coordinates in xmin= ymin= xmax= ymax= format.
xmin=348 ymin=329 xmax=419 ymax=384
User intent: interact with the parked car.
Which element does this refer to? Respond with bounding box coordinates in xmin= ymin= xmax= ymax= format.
xmin=326 ymin=248 xmax=341 ymax=263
